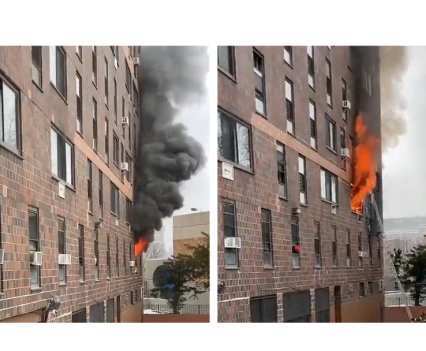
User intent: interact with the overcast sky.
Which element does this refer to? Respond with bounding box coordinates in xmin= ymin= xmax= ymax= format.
xmin=383 ymin=47 xmax=426 ymax=219
xmin=161 ymin=48 xmax=211 ymax=255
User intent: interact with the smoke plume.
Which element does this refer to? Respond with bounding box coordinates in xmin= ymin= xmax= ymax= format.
xmin=380 ymin=46 xmax=408 ymax=151
xmin=132 ymin=47 xmax=208 ymax=251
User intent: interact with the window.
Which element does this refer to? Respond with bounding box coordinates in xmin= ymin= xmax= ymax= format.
xmin=314 ymin=222 xmax=321 ymax=267
xmin=106 ymin=299 xmax=114 ymax=323
xmin=113 ymin=133 xmax=119 ymax=165
xmin=111 ymin=46 xmax=119 ymax=69
xmin=90 ymin=302 xmax=104 ymax=323
xmin=320 ymin=169 xmax=337 ymax=203
xmin=285 ymin=79 xmax=294 ymax=134
xmin=92 ymin=46 xmax=97 ymax=86
xmin=92 ymin=99 xmax=98 ymax=151
xmin=217 ymin=110 xmax=251 ymax=168
xmin=107 ymin=235 xmax=111 ymax=279
xmin=31 ymin=46 xmax=42 ymax=87
xmin=114 ymin=79 xmax=118 ymax=124
xmin=253 ymin=50 xmax=266 ymax=116
xmin=129 ymin=242 xmax=133 ymax=274
xmin=120 ymin=143 xmax=124 ymax=181
xmin=367 ymin=281 xmax=373 ymax=295
xmin=346 ymin=229 xmax=351 ymax=268
xmin=377 ymin=238 xmax=382 ymax=268
xmin=50 ymin=127 xmax=74 ymax=185
xmin=223 ymin=201 xmax=238 ymax=268
xmin=282 ymin=291 xmax=311 ymax=323
xmin=332 ymin=226 xmax=337 ymax=267
xmin=325 ymin=115 xmax=336 ymax=151
xmin=363 ymin=70 xmax=372 ymax=96
xmin=49 ymin=46 xmax=67 ymax=98
xmin=58 ymin=217 xmax=66 ymax=283
xmin=105 ymin=118 xmax=109 ymax=164
xmin=99 ymin=170 xmax=103 ymax=219
xmin=133 ymin=83 xmax=138 ymax=108
xmin=358 ymin=232 xmax=363 ymax=268
xmin=126 ymin=61 xmax=131 ymax=93
xmin=276 ymin=143 xmax=287 ymax=199
xmin=368 ymin=236 xmax=373 ymax=267
xmin=307 ymin=46 xmax=315 ymax=88
xmin=359 ymin=282 xmax=365 ymax=298
xmin=291 ymin=216 xmax=300 ymax=268
xmin=126 ymin=198 xmax=132 ymax=224
xmin=342 ymin=79 xmax=348 ymax=121
xmin=261 ymin=209 xmax=273 ymax=267
xmin=340 ymin=128 xmax=346 ymax=170
xmin=94 ymin=229 xmax=99 ymax=280
xmin=87 ymin=160 xmax=93 ymax=213
xmin=129 ymin=116 xmax=132 ymax=150
xmin=250 ymin=295 xmax=277 ymax=323
xmin=123 ymin=240 xmax=127 ymax=276
xmin=104 ymin=57 xmax=109 ymax=106
xmin=0 ymin=206 xmax=3 ymax=292
xmin=326 ymin=59 xmax=332 ymax=106
xmin=110 ymin=182 xmax=120 ymax=216
xmin=116 ymin=237 xmax=119 ymax=277
xmin=284 ymin=46 xmax=292 ymax=66
xmin=298 ymin=155 xmax=307 ymax=204
xmin=76 ymin=73 xmax=83 ymax=134
xmin=122 ymin=99 xmax=126 ymax=138
xmin=72 ymin=309 xmax=86 ymax=323
xmin=0 ymin=75 xmax=20 ymax=151
xmin=315 ymin=288 xmax=330 ymax=322
xmin=125 ymin=153 xmax=132 ymax=182
xmin=218 ymin=46 xmax=235 ymax=77
xmin=78 ymin=225 xmax=85 ymax=281
xmin=76 ymin=46 xmax=82 ymax=60
xmin=134 ymin=123 xmax=137 ymax=152
xmin=122 ymin=96 xmax=125 ymax=119
xmin=309 ymin=101 xmax=317 ymax=149
xmin=29 ymin=207 xmax=40 ymax=288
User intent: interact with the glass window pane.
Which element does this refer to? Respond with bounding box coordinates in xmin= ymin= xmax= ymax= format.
xmin=285 ymin=81 xmax=292 ymax=101
xmin=66 ymin=142 xmax=72 ymax=184
xmin=331 ymin=176 xmax=337 ymax=202
xmin=50 ymin=46 xmax=57 ymax=86
xmin=309 ymin=102 xmax=315 ymax=120
xmin=320 ymin=170 xmax=326 ymax=198
xmin=29 ymin=210 xmax=38 ymax=241
xmin=30 ymin=267 xmax=39 ymax=285
xmin=2 ymin=83 xmax=18 ymax=149
xmin=236 ymin=123 xmax=250 ymax=167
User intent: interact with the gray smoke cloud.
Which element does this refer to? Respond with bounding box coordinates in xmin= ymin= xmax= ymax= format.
xmin=133 ymin=46 xmax=208 ymax=246
xmin=380 ymin=46 xmax=408 ymax=151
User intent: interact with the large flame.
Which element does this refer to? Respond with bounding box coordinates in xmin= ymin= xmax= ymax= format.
xmin=351 ymin=115 xmax=379 ymax=214
xmin=134 ymin=237 xmax=149 ymax=257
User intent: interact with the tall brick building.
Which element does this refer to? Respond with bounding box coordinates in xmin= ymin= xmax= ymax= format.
xmin=0 ymin=46 xmax=142 ymax=322
xmin=217 ymin=46 xmax=384 ymax=322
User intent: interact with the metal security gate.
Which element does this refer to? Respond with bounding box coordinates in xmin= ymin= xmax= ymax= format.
xmin=90 ymin=302 xmax=105 ymax=323
xmin=72 ymin=309 xmax=87 ymax=323
xmin=107 ymin=298 xmax=115 ymax=323
xmin=315 ymin=288 xmax=330 ymax=323
xmin=283 ymin=290 xmax=311 ymax=322
xmin=250 ymin=295 xmax=277 ymax=323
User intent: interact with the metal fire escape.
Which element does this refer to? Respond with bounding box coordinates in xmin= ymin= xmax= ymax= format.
xmin=369 ymin=192 xmax=413 ymax=321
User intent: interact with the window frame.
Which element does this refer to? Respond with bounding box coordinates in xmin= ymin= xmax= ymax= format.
xmin=76 ymin=72 xmax=83 ymax=135
xmin=276 ymin=143 xmax=287 ymax=199
xmin=94 ymin=229 xmax=99 ymax=281
xmin=31 ymin=46 xmax=43 ymax=88
xmin=291 ymin=216 xmax=300 ymax=269
xmin=217 ymin=46 xmax=236 ymax=79
xmin=58 ymin=217 xmax=66 ymax=283
xmin=50 ymin=125 xmax=75 ymax=187
xmin=331 ymin=226 xmax=338 ymax=267
xmin=76 ymin=46 xmax=83 ymax=61
xmin=49 ymin=46 xmax=67 ymax=99
xmin=28 ymin=207 xmax=41 ymax=289
xmin=104 ymin=57 xmax=109 ymax=107
xmin=113 ymin=132 xmax=119 ymax=166
xmin=298 ymin=155 xmax=307 ymax=205
xmin=92 ymin=98 xmax=98 ymax=152
xmin=307 ymin=46 xmax=315 ymax=89
xmin=285 ymin=78 xmax=295 ymax=135
xmin=78 ymin=224 xmax=85 ymax=282
xmin=253 ymin=49 xmax=266 ymax=117
xmin=284 ymin=46 xmax=293 ymax=67
xmin=110 ymin=182 xmax=120 ymax=217
xmin=325 ymin=115 xmax=336 ymax=152
xmin=320 ymin=168 xmax=338 ymax=204
xmin=326 ymin=58 xmax=333 ymax=107
xmin=314 ymin=221 xmax=322 ymax=268
xmin=222 ymin=200 xmax=238 ymax=269
xmin=261 ymin=209 xmax=273 ymax=268
xmin=309 ymin=100 xmax=317 ymax=150
xmin=346 ymin=229 xmax=351 ymax=268
xmin=92 ymin=46 xmax=98 ymax=87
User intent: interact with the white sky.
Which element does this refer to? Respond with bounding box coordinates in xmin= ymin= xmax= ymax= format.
xmin=162 ymin=48 xmax=211 ymax=255
xmin=383 ymin=47 xmax=426 ymax=219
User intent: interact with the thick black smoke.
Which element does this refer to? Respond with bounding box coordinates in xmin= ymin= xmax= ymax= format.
xmin=133 ymin=46 xmax=208 ymax=247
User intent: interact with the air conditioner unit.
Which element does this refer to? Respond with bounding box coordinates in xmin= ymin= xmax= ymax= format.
xmin=58 ymin=254 xmax=72 ymax=265
xmin=342 ymin=100 xmax=351 ymax=109
xmin=133 ymin=57 xmax=140 ymax=66
xmin=129 ymin=260 xmax=135 ymax=267
xmin=358 ymin=251 xmax=364 ymax=257
xmin=224 ymin=237 xmax=242 ymax=249
xmin=120 ymin=162 xmax=129 ymax=171
xmin=0 ymin=249 xmax=4 ymax=264
xmin=331 ymin=205 xmax=337 ymax=215
xmin=122 ymin=117 xmax=129 ymax=125
xmin=341 ymin=148 xmax=351 ymax=158
xmin=30 ymin=251 xmax=43 ymax=266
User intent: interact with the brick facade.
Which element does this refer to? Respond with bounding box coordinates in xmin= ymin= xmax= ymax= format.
xmin=217 ymin=46 xmax=384 ymax=322
xmin=0 ymin=46 xmax=142 ymax=322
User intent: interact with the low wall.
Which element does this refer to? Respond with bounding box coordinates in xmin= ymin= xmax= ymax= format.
xmin=383 ymin=306 xmax=426 ymax=323
xmin=143 ymin=314 xmax=209 ymax=323
xmin=121 ymin=302 xmax=143 ymax=323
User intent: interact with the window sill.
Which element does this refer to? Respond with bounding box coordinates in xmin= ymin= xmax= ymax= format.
xmin=263 ymin=266 xmax=274 ymax=270
xmin=218 ymin=157 xmax=254 ymax=176
xmin=76 ymin=53 xmax=83 ymax=63
xmin=293 ymin=267 xmax=301 ymax=270
xmin=218 ymin=67 xmax=237 ymax=83
xmin=0 ymin=141 xmax=23 ymax=159
xmin=321 ymin=198 xmax=338 ymax=206
xmin=287 ymin=130 xmax=296 ymax=138
xmin=327 ymin=103 xmax=333 ymax=109
xmin=326 ymin=146 xmax=338 ymax=155
xmin=255 ymin=110 xmax=267 ymax=119
xmin=110 ymin=211 xmax=119 ymax=218
xmin=278 ymin=195 xmax=288 ymax=201
xmin=225 ymin=266 xmax=239 ymax=270
xmin=59 ymin=282 xmax=67 ymax=287
xmin=32 ymin=80 xmax=44 ymax=93
xmin=50 ymin=83 xmax=68 ymax=104
xmin=105 ymin=103 xmax=109 ymax=110
xmin=76 ymin=130 xmax=83 ymax=138
xmin=79 ymin=280 xmax=85 ymax=285
xmin=0 ymin=292 xmax=4 ymax=298
xmin=93 ymin=81 xmax=98 ymax=89
xmin=31 ymin=287 xmax=42 ymax=293
xmin=315 ymin=266 xmax=322 ymax=269
xmin=332 ymin=266 xmax=338 ymax=269
xmin=284 ymin=61 xmax=293 ymax=69
xmin=300 ymin=202 xmax=308 ymax=208
xmin=309 ymin=84 xmax=316 ymax=92
xmin=88 ymin=211 xmax=93 ymax=216
xmin=95 ymin=279 xmax=100 ymax=283
xmin=51 ymin=175 xmax=76 ymax=192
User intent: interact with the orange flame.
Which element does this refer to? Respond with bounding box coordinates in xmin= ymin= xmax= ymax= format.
xmin=134 ymin=237 xmax=149 ymax=257
xmin=351 ymin=115 xmax=379 ymax=214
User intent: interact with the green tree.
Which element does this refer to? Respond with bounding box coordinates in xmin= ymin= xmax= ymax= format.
xmin=401 ymin=245 xmax=426 ymax=306
xmin=151 ymin=233 xmax=209 ymax=314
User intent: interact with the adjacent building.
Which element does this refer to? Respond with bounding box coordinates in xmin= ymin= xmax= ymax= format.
xmin=0 ymin=46 xmax=142 ymax=322
xmin=217 ymin=46 xmax=384 ymax=322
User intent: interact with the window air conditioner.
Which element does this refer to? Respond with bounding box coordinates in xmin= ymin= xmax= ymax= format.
xmin=341 ymin=148 xmax=351 ymax=158
xmin=30 ymin=251 xmax=43 ymax=266
xmin=133 ymin=57 xmax=140 ymax=66
xmin=224 ymin=237 xmax=242 ymax=249
xmin=0 ymin=249 xmax=4 ymax=264
xmin=358 ymin=251 xmax=364 ymax=258
xmin=129 ymin=260 xmax=135 ymax=267
xmin=58 ymin=254 xmax=72 ymax=265
xmin=122 ymin=117 xmax=129 ymax=125
xmin=120 ymin=162 xmax=129 ymax=171
xmin=342 ymin=100 xmax=351 ymax=109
